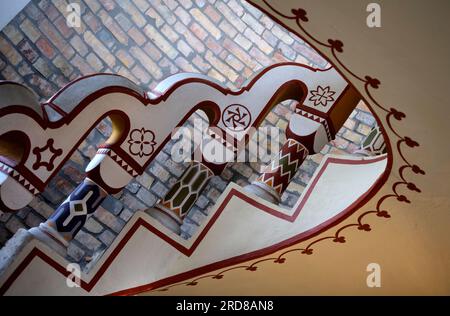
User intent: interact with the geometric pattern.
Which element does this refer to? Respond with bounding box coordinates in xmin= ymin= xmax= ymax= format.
xmin=97 ymin=148 xmax=138 ymax=177
xmin=156 ymin=162 xmax=214 ymax=222
xmin=0 ymin=162 xmax=39 ymax=194
xmin=47 ymin=178 xmax=107 ymax=242
xmin=355 ymin=126 xmax=386 ymax=156
xmin=255 ymin=139 xmax=308 ymax=195
xmin=221 ymin=104 xmax=252 ymax=131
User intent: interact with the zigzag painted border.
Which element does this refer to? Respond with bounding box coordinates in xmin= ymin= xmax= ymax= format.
xmin=0 ymin=162 xmax=38 ymax=195
xmin=96 ymin=148 xmax=139 ymax=177
xmin=206 ymin=129 xmax=237 ymax=153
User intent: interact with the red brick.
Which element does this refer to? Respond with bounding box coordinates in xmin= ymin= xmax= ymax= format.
xmin=129 ymin=27 xmax=146 ymax=46
xmin=0 ymin=36 xmax=22 ymax=66
xmin=84 ymin=11 xmax=102 ymax=33
xmin=244 ymin=28 xmax=273 ymax=54
xmin=99 ymin=0 xmax=116 ymax=11
xmin=117 ymin=66 xmax=138 ymax=83
xmin=20 ymin=19 xmax=41 ymax=42
xmin=52 ymin=55 xmax=74 ymax=77
xmin=228 ymin=0 xmax=244 ymax=17
xmin=204 ymin=5 xmax=221 ymax=23
xmin=159 ymin=57 xmax=178 ymax=74
xmin=175 ymin=56 xmax=199 ymax=73
xmin=174 ymin=22 xmax=205 ymax=53
xmin=152 ymin=0 xmax=177 ymax=25
xmin=162 ymin=0 xmax=178 ymax=10
xmin=131 ymin=64 xmax=151 ymax=85
xmin=192 ymin=55 xmax=211 ymax=72
xmin=174 ymin=6 xmax=191 ymax=25
xmin=1 ymin=65 xmax=23 ymax=82
xmin=38 ymin=18 xmax=68 ymax=52
xmin=143 ymin=42 xmax=163 ymax=62
xmin=87 ymin=53 xmax=104 ymax=72
xmin=207 ymin=68 xmax=226 ymax=83
xmin=179 ymin=0 xmax=193 ymax=9
xmin=273 ymin=51 xmax=289 ymax=63
xmin=116 ymin=49 xmax=135 ymax=68
xmin=129 ymin=46 xmax=163 ymax=79
xmin=29 ymin=74 xmax=57 ymax=98
xmin=205 ymin=50 xmax=238 ymax=82
xmin=70 ymin=35 xmax=89 ymax=56
xmin=117 ymin=0 xmax=146 ymax=27
xmin=98 ymin=9 xmax=129 ymax=45
xmin=85 ymin=0 xmax=101 ymax=13
xmin=205 ymin=37 xmax=222 ymax=55
xmin=223 ymin=38 xmax=258 ymax=69
xmin=144 ymin=24 xmax=179 ymax=59
xmin=145 ymin=7 xmax=164 ymax=27
xmin=54 ymin=16 xmax=74 ymax=39
xmin=2 ymin=25 xmax=24 ymax=45
xmin=38 ymin=1 xmax=60 ymax=21
xmin=189 ymin=22 xmax=208 ymax=41
xmin=219 ymin=20 xmax=238 ymax=38
xmin=177 ymin=40 xmax=193 ymax=57
xmin=25 ymin=3 xmax=44 ymax=21
xmin=134 ymin=0 xmax=150 ymax=12
xmin=71 ymin=54 xmax=95 ymax=75
xmin=18 ymin=39 xmax=38 ymax=63
xmin=36 ymin=38 xmax=55 ymax=59
xmin=216 ymin=1 xmax=246 ymax=32
xmin=161 ymin=24 xmax=179 ymax=42
xmin=190 ymin=8 xmax=221 ymax=40
xmin=225 ymin=54 xmax=244 ymax=71
xmin=83 ymin=30 xmax=116 ymax=68
xmin=242 ymin=13 xmax=264 ymax=35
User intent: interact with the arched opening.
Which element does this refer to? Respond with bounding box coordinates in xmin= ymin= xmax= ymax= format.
xmin=0 ymin=131 xmax=30 ymax=167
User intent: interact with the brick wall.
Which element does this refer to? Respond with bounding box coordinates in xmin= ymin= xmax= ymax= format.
xmin=0 ymin=0 xmax=376 ymax=270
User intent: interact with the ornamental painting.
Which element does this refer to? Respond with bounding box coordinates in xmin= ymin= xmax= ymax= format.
xmin=0 ymin=0 xmax=447 ymax=299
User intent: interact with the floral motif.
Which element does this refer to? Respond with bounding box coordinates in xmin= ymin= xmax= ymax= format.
xmin=308 ymin=85 xmax=336 ymax=107
xmin=127 ymin=128 xmax=157 ymax=158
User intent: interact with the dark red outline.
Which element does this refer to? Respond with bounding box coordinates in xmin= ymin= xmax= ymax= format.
xmin=0 ymin=155 xmax=387 ymax=295
xmin=0 ymin=63 xmax=323 ymax=195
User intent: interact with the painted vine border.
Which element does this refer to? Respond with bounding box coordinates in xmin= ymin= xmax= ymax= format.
xmin=152 ymin=1 xmax=424 ymax=293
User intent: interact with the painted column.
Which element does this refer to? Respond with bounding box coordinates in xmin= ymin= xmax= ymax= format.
xmin=30 ymin=178 xmax=107 ymax=252
xmin=354 ymin=126 xmax=386 ymax=156
xmin=147 ymin=161 xmax=214 ymax=234
xmin=246 ymin=139 xmax=308 ymax=203
xmin=29 ymin=148 xmax=134 ymax=254
xmin=245 ymin=86 xmax=361 ymax=203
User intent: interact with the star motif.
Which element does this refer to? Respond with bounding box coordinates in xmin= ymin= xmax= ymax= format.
xmin=308 ymin=85 xmax=336 ymax=107
xmin=32 ymin=139 xmax=63 ymax=171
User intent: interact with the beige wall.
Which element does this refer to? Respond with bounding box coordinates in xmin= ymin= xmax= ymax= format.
xmin=143 ymin=0 xmax=450 ymax=295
